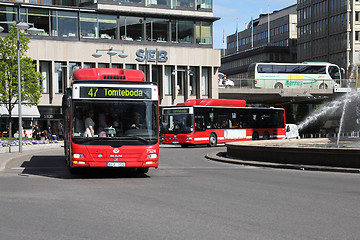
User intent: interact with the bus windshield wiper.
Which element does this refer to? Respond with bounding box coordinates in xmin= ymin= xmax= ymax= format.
xmin=124 ymin=135 xmax=149 ymax=143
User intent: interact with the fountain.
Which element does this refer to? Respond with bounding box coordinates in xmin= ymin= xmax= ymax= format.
xmin=223 ymin=67 xmax=360 ymax=171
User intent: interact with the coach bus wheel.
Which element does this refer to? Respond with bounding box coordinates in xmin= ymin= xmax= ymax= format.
xmin=319 ymin=83 xmax=328 ymax=89
xmin=252 ymin=132 xmax=259 ymax=141
xmin=274 ymin=83 xmax=283 ymax=89
xmin=137 ymin=167 xmax=149 ymax=174
xmin=263 ymin=131 xmax=270 ymax=140
xmin=208 ymin=133 xmax=217 ymax=147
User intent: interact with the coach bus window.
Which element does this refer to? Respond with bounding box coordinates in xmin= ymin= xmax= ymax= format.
xmin=273 ymin=65 xmax=285 ymax=73
xmin=328 ymin=66 xmax=341 ymax=79
xmin=257 ymin=64 xmax=272 ymax=73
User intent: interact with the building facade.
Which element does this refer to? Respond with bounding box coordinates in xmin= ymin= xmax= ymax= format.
xmin=221 ymin=5 xmax=297 ymax=80
xmin=0 ymin=0 xmax=220 ymax=133
xmin=297 ymin=0 xmax=351 ymax=72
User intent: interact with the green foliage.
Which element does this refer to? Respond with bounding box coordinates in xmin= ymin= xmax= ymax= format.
xmin=0 ymin=25 xmax=44 ymax=136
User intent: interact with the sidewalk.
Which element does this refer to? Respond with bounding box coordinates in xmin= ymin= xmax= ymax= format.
xmin=205 ymin=151 xmax=360 ymax=174
xmin=0 ymin=142 xmax=63 ymax=172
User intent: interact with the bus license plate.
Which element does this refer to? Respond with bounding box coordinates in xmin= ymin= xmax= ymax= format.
xmin=107 ymin=162 xmax=125 ymax=167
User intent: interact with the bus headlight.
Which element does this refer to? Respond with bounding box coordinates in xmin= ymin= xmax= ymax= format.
xmin=147 ymin=154 xmax=158 ymax=159
xmin=73 ymin=153 xmax=84 ymax=159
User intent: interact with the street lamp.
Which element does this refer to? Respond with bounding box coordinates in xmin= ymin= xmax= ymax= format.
xmin=92 ymin=48 xmax=128 ymax=68
xmin=0 ymin=21 xmax=41 ymax=152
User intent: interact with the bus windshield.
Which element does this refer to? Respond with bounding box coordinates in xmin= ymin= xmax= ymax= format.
xmin=72 ymin=100 xmax=158 ymax=144
xmin=162 ymin=113 xmax=193 ymax=134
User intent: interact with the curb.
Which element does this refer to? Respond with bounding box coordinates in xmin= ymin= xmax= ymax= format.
xmin=0 ymin=143 xmax=63 ymax=172
xmin=205 ymin=152 xmax=360 ymax=174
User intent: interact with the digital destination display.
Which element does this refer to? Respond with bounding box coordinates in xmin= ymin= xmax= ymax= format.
xmin=79 ymin=86 xmax=152 ymax=99
xmin=163 ymin=108 xmax=190 ymax=114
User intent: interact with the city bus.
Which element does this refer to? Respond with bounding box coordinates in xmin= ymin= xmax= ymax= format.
xmin=161 ymin=99 xmax=286 ymax=147
xmin=248 ymin=62 xmax=343 ymax=89
xmin=62 ymin=68 xmax=159 ymax=173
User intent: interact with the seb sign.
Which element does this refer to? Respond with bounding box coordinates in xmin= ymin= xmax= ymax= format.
xmin=136 ymin=49 xmax=168 ymax=63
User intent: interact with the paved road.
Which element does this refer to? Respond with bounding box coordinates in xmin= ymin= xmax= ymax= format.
xmin=1 ymin=145 xmax=360 ymax=240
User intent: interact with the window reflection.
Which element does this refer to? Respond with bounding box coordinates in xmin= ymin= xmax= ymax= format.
xmin=53 ymin=11 xmax=78 ymax=37
xmin=146 ymin=0 xmax=169 ymax=6
xmin=146 ymin=18 xmax=169 ymax=42
xmin=171 ymin=0 xmax=194 ymax=8
xmin=80 ymin=13 xmax=98 ymax=38
xmin=0 ymin=6 xmax=17 ymax=32
xmin=99 ymin=14 xmax=117 ymax=39
xmin=178 ymin=20 xmax=194 ymax=43
xmin=125 ymin=16 xmax=144 ymax=41
xmin=28 ymin=9 xmax=50 ymax=36
xmin=118 ymin=0 xmax=144 ymax=4
xmin=196 ymin=0 xmax=212 ymax=9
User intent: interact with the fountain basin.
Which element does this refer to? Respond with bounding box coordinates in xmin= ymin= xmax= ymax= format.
xmin=226 ymin=138 xmax=360 ymax=169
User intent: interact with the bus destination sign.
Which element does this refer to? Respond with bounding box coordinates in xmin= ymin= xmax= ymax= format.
xmin=80 ymin=86 xmax=152 ymax=99
xmin=163 ymin=108 xmax=190 ymax=114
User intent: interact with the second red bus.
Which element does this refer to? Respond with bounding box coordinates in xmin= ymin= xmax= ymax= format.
xmin=161 ymin=99 xmax=286 ymax=147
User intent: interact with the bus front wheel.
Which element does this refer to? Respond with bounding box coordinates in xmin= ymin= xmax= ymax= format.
xmin=208 ymin=133 xmax=217 ymax=147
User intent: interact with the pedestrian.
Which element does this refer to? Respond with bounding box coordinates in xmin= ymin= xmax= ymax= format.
xmin=58 ymin=123 xmax=64 ymax=140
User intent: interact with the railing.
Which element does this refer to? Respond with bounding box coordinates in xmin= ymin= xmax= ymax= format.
xmin=219 ymin=78 xmax=357 ymax=90
xmin=300 ymin=131 xmax=360 ymax=139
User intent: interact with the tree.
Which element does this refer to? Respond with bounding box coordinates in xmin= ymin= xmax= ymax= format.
xmin=0 ymin=25 xmax=43 ymax=137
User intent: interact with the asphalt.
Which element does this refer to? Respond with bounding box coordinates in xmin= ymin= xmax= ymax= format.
xmin=1 ymin=141 xmax=359 ymax=174
xmin=0 ymin=142 xmax=64 ymax=172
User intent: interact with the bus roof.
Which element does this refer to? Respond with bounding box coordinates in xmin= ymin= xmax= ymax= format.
xmin=176 ymin=99 xmax=246 ymax=107
xmin=72 ymin=68 xmax=145 ymax=82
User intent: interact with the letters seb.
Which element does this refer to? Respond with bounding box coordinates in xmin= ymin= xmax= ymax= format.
xmin=136 ymin=49 xmax=168 ymax=63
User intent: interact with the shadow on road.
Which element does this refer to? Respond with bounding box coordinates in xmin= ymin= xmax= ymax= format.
xmin=20 ymin=155 xmax=150 ymax=179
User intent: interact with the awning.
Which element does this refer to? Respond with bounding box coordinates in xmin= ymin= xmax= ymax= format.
xmin=0 ymin=104 xmax=40 ymax=118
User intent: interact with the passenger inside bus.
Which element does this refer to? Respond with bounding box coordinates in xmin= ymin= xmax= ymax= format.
xmin=84 ymin=110 xmax=95 ymax=137
xmin=73 ymin=109 xmax=85 ymax=136
xmin=98 ymin=107 xmax=112 ymax=137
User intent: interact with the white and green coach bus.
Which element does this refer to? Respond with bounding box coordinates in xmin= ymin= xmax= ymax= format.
xmin=248 ymin=62 xmax=343 ymax=89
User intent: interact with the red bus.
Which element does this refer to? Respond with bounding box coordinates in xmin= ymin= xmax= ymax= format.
xmin=62 ymin=68 xmax=159 ymax=173
xmin=161 ymin=99 xmax=286 ymax=147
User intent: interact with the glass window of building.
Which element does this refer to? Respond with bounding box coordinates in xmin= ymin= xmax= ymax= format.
xmin=171 ymin=20 xmax=178 ymax=42
xmin=171 ymin=0 xmax=194 ymax=8
xmin=54 ymin=62 xmax=66 ymax=93
xmin=177 ymin=66 xmax=186 ymax=95
xmin=190 ymin=67 xmax=198 ymax=96
xmin=201 ymin=67 xmax=210 ymax=96
xmin=125 ymin=16 xmax=144 ymax=41
xmin=119 ymin=16 xmax=126 ymax=40
xmin=40 ymin=61 xmax=51 ymax=93
xmin=54 ymin=11 xmax=78 ymax=37
xmin=146 ymin=0 xmax=169 ymax=6
xmin=98 ymin=63 xmax=109 ymax=68
xmin=99 ymin=14 xmax=117 ymax=39
xmin=69 ymin=62 xmax=81 ymax=86
xmin=125 ymin=64 xmax=136 ymax=69
xmin=118 ymin=0 xmax=144 ymax=4
xmin=164 ymin=66 xmax=174 ymax=95
xmin=84 ymin=62 xmax=95 ymax=68
xmin=28 ymin=8 xmax=50 ymax=36
xmin=146 ymin=18 xmax=169 ymax=42
xmin=80 ymin=12 xmax=98 ymax=39
xmin=178 ymin=20 xmax=194 ymax=43
xmin=0 ymin=6 xmax=17 ymax=32
xmin=196 ymin=21 xmax=212 ymax=44
xmin=152 ymin=66 xmax=163 ymax=94
xmin=196 ymin=0 xmax=212 ymax=9
xmin=139 ymin=65 xmax=150 ymax=81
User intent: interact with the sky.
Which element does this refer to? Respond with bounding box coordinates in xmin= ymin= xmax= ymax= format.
xmin=213 ymin=0 xmax=297 ymax=49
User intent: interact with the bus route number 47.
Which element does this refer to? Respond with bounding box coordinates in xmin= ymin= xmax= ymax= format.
xmin=88 ymin=88 xmax=99 ymax=97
